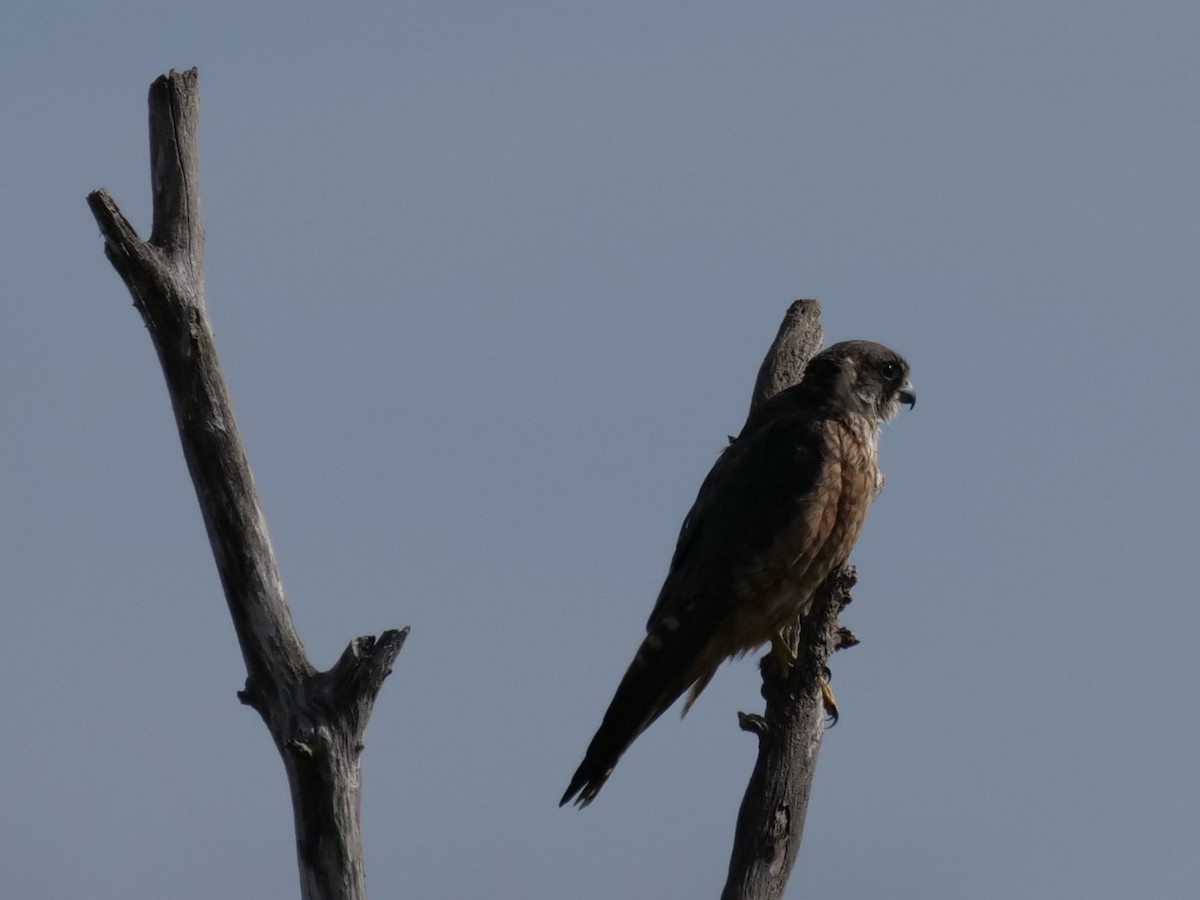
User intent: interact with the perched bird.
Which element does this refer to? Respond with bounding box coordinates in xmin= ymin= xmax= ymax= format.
xmin=561 ymin=340 xmax=915 ymax=807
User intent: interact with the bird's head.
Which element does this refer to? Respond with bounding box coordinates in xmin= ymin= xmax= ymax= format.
xmin=802 ymin=340 xmax=916 ymax=423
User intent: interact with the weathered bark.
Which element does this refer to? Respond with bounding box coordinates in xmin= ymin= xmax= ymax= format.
xmin=721 ymin=299 xmax=858 ymax=900
xmin=747 ymin=300 xmax=826 ymax=413
xmin=87 ymin=69 xmax=406 ymax=900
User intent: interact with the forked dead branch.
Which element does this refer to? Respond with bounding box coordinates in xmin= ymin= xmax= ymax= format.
xmin=87 ymin=69 xmax=406 ymax=900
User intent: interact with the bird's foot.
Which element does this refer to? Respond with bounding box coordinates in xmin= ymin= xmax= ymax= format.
xmin=767 ymin=633 xmax=839 ymax=723
xmin=821 ymin=669 xmax=839 ymax=725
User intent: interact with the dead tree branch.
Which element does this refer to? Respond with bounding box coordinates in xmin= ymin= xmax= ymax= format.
xmin=87 ymin=68 xmax=406 ymax=900
xmin=721 ymin=299 xmax=857 ymax=900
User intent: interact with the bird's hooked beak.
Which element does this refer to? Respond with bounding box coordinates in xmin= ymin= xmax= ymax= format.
xmin=898 ymin=379 xmax=916 ymax=409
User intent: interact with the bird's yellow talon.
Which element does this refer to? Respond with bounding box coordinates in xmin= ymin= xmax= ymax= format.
xmin=821 ymin=676 xmax=839 ymax=724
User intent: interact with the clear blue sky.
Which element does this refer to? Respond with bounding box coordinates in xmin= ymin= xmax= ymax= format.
xmin=3 ymin=2 xmax=1198 ymax=898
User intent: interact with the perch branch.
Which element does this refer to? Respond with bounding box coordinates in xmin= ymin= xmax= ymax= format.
xmin=721 ymin=299 xmax=858 ymax=900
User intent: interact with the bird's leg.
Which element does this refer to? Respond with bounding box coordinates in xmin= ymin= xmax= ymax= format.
xmin=768 ymin=631 xmax=797 ymax=673
xmin=769 ymin=632 xmax=839 ymax=722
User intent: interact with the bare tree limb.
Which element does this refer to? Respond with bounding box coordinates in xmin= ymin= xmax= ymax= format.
xmin=87 ymin=68 xmax=406 ymax=900
xmin=721 ymin=298 xmax=858 ymax=900
xmin=747 ymin=299 xmax=826 ymax=412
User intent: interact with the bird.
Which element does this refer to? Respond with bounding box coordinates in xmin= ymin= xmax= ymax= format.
xmin=560 ymin=340 xmax=915 ymax=807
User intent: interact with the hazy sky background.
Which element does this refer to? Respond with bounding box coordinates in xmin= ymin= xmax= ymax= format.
xmin=3 ymin=2 xmax=1198 ymax=898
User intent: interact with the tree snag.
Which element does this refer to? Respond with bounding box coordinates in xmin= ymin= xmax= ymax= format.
xmin=87 ymin=68 xmax=406 ymax=900
xmin=721 ymin=299 xmax=858 ymax=900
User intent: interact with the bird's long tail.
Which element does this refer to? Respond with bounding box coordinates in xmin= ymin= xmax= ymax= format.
xmin=560 ymin=631 xmax=704 ymax=807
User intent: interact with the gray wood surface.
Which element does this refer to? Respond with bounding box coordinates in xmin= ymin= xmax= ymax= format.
xmin=88 ymin=69 xmax=406 ymax=900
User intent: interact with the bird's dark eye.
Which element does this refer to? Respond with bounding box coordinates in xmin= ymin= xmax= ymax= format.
xmin=880 ymin=361 xmax=901 ymax=381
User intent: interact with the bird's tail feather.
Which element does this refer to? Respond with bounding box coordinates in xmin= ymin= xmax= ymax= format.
xmin=560 ymin=643 xmax=699 ymax=807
